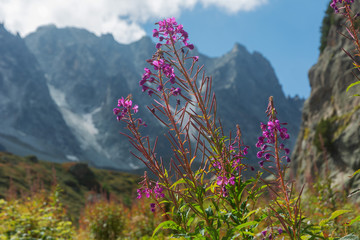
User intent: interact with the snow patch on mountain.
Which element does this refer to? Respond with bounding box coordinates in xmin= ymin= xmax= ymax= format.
xmin=48 ymin=84 xmax=102 ymax=151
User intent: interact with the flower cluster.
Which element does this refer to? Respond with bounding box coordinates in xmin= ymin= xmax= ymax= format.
xmin=139 ymin=17 xmax=197 ymax=98
xmin=152 ymin=17 xmax=194 ymax=50
xmin=212 ymin=126 xmax=252 ymax=197
xmin=217 ymin=176 xmax=235 ymax=186
xmin=260 ymin=227 xmax=283 ymax=240
xmin=216 ymin=176 xmax=235 ymax=197
xmin=137 ymin=181 xmax=165 ymax=213
xmin=229 ymin=143 xmax=249 ymax=168
xmin=113 ymin=95 xmax=148 ymax=128
xmin=140 ymin=59 xmax=177 ymax=96
xmin=113 ymin=96 xmax=138 ymax=121
xmin=136 ymin=182 xmax=164 ymax=200
xmin=330 ymin=0 xmax=354 ymax=13
xmin=256 ymin=98 xmax=291 ymax=167
xmin=150 ymin=203 xmax=156 ymax=213
xmin=256 ymin=120 xmax=291 ymax=167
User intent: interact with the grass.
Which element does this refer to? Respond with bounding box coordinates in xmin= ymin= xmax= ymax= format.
xmin=0 ymin=151 xmax=359 ymax=239
xmin=0 ymin=151 xmax=139 ymax=224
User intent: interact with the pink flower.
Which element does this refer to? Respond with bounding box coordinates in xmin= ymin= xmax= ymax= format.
xmin=132 ymin=105 xmax=139 ymax=113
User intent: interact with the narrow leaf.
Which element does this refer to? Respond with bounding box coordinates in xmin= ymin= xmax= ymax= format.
xmin=301 ymin=235 xmax=312 ymax=240
xmin=328 ymin=210 xmax=351 ymax=221
xmin=241 ymin=209 xmax=258 ymax=221
xmin=152 ymin=220 xmax=181 ymax=237
xmin=352 ymin=168 xmax=360 ymax=177
xmin=348 ymin=215 xmax=360 ymax=225
xmin=339 ymin=234 xmax=360 ymax=240
xmin=346 ymin=81 xmax=360 ymax=92
xmin=234 ymin=221 xmax=258 ymax=231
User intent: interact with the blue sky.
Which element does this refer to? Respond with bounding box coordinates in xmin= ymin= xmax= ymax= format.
xmin=144 ymin=0 xmax=330 ymax=98
xmin=0 ymin=0 xmax=330 ymax=98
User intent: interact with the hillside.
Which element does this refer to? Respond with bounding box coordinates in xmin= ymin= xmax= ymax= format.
xmin=0 ymin=151 xmax=139 ymax=222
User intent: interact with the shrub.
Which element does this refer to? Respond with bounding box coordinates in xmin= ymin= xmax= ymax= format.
xmin=0 ymin=186 xmax=74 ymax=239
xmin=78 ymin=195 xmax=126 ymax=240
xmin=320 ymin=2 xmax=336 ymax=53
xmin=313 ymin=118 xmax=334 ymax=153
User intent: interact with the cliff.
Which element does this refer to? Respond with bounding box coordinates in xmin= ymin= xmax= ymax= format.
xmin=292 ymin=2 xmax=360 ymax=192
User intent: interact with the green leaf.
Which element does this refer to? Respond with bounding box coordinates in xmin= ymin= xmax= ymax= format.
xmin=205 ymin=182 xmax=217 ymax=193
xmin=190 ymin=156 xmax=197 ymax=166
xmin=196 ymin=204 xmax=205 ymax=215
xmin=348 ymin=215 xmax=360 ymax=225
xmin=301 ymin=235 xmax=312 ymax=240
xmin=346 ymin=81 xmax=360 ymax=92
xmin=241 ymin=231 xmax=255 ymax=236
xmin=339 ymin=234 xmax=360 ymax=240
xmin=170 ymin=178 xmax=187 ymax=189
xmin=328 ymin=210 xmax=352 ymax=221
xmin=241 ymin=209 xmax=258 ymax=221
xmin=152 ymin=220 xmax=182 ymax=237
xmin=319 ymin=210 xmax=351 ymax=227
xmin=353 ymin=169 xmax=360 ymax=177
xmin=187 ymin=215 xmax=195 ymax=227
xmin=234 ymin=221 xmax=258 ymax=231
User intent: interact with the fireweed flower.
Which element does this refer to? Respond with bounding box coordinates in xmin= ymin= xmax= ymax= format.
xmin=256 ymin=97 xmax=291 ymax=168
xmin=115 ymin=17 xmax=276 ymax=236
xmin=330 ymin=0 xmax=354 ymax=13
xmin=216 ymin=176 xmax=235 ymax=186
xmin=113 ymin=95 xmax=147 ymax=128
xmin=136 ymin=177 xmax=164 ymax=201
xmin=214 ymin=126 xmax=252 ymax=198
xmin=150 ymin=203 xmax=156 ymax=212
xmin=170 ymin=87 xmax=181 ymax=96
xmin=140 ymin=17 xmax=196 ymax=97
xmin=153 ymin=182 xmax=165 ymax=198
xmin=136 ymin=187 xmax=152 ymax=199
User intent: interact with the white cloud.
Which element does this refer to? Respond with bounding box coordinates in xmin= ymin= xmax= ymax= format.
xmin=0 ymin=0 xmax=267 ymax=43
xmin=200 ymin=0 xmax=268 ymax=13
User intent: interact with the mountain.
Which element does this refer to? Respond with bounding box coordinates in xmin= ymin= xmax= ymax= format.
xmin=24 ymin=25 xmax=170 ymax=170
xmin=0 ymin=24 xmax=81 ymax=163
xmin=0 ymin=24 xmax=303 ymax=171
xmin=207 ymin=43 xmax=303 ymax=149
xmin=291 ymin=2 xmax=360 ymax=191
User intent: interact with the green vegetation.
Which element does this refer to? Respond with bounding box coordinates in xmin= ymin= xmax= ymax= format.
xmin=0 ymin=151 xmax=359 ymax=239
xmin=301 ymin=171 xmax=360 ymax=238
xmin=79 ymin=198 xmax=126 ymax=240
xmin=314 ymin=118 xmax=334 ymax=153
xmin=320 ymin=2 xmax=336 ymax=53
xmin=0 ymin=151 xmax=169 ymax=239
xmin=0 ymin=152 xmax=139 ymax=223
xmin=0 ymin=186 xmax=74 ymax=239
xmin=314 ymin=104 xmax=360 ymax=153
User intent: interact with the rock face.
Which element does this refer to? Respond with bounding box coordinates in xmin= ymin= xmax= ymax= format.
xmin=0 ymin=24 xmax=81 ymax=162
xmin=207 ymin=43 xmax=303 ymax=150
xmin=0 ymin=24 xmax=303 ymax=171
xmin=291 ymin=2 xmax=360 ymax=191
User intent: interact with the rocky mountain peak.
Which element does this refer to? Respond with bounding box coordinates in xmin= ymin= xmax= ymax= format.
xmin=0 ymin=26 xmax=81 ymax=162
xmin=0 ymin=24 xmax=304 ymax=171
xmin=230 ymin=43 xmax=248 ymax=55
